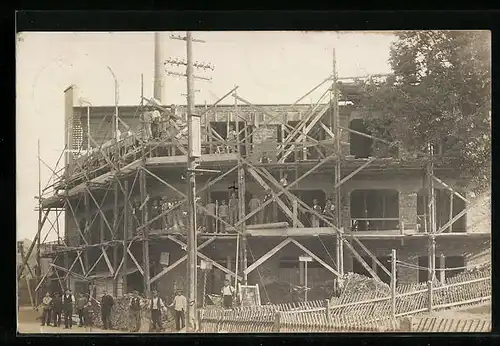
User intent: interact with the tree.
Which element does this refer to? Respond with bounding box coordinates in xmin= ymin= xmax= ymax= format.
xmin=360 ymin=30 xmax=491 ymax=192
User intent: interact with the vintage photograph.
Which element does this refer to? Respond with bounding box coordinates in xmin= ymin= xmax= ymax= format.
xmin=16 ymin=30 xmax=491 ymax=334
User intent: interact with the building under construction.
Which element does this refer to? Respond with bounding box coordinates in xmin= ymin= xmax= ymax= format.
xmin=21 ymin=37 xmax=490 ymax=309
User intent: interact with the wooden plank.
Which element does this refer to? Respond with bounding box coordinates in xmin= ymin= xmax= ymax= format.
xmin=244 ymin=238 xmax=293 ymax=275
xmin=102 ymin=246 xmax=115 ymax=276
xmin=280 ymin=104 xmax=330 ymax=162
xmin=334 ymin=157 xmax=376 ymax=190
xmin=127 ymin=247 xmax=144 ymax=276
xmin=85 ymin=252 xmax=104 ymax=277
xmin=246 ymin=222 xmax=289 ymax=230
xmin=290 ymin=239 xmax=340 ymax=277
xmin=432 ymin=176 xmax=469 ymax=203
xmin=145 ymin=153 xmax=238 ymax=166
xmin=351 ymin=237 xmax=391 ymax=277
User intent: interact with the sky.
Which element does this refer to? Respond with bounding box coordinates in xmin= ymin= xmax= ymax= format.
xmin=16 ymin=31 xmax=397 ymax=241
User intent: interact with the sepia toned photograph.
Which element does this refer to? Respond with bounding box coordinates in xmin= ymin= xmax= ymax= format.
xmin=16 ymin=30 xmax=491 ymax=334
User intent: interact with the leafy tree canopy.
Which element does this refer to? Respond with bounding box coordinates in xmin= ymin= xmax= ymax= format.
xmin=359 ymin=30 xmax=491 ymax=192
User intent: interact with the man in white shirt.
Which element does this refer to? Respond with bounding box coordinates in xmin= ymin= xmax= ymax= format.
xmin=280 ymin=173 xmax=288 ymax=187
xmin=169 ymin=290 xmax=187 ymax=331
xmin=149 ymin=290 xmax=166 ymax=332
xmin=142 ymin=105 xmax=161 ymax=140
xmin=221 ymin=279 xmax=235 ymax=309
xmin=40 ymin=292 xmax=53 ymax=326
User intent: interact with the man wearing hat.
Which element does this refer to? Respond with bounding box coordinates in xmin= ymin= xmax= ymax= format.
xmin=62 ymin=289 xmax=75 ymax=329
xmin=142 ymin=100 xmax=161 ymax=141
xmin=221 ymin=279 xmax=235 ymax=309
xmin=129 ymin=290 xmax=142 ymax=332
xmin=149 ymin=290 xmax=166 ymax=332
xmin=169 ymin=289 xmax=187 ymax=331
xmin=100 ymin=290 xmax=115 ymax=330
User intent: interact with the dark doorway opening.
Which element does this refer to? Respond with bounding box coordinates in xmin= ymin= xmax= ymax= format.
xmin=417 ymin=256 xmax=440 ymax=282
xmin=350 ymin=189 xmax=399 ymax=231
xmin=445 ymin=256 xmax=465 ymax=279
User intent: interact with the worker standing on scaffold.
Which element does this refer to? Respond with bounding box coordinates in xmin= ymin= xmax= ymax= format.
xmin=227 ymin=125 xmax=238 ymax=153
xmin=228 ymin=193 xmax=239 ymax=227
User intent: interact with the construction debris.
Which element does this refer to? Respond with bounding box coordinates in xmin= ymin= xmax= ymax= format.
xmin=338 ymin=273 xmax=391 ymax=297
xmin=89 ymin=295 xmax=175 ymax=331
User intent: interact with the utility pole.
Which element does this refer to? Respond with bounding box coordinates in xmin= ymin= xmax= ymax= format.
xmin=332 ymin=48 xmax=344 ymax=277
xmin=36 ymin=139 xmax=42 ymax=306
xmin=166 ymin=32 xmax=214 ymax=332
xmin=427 ymin=143 xmax=436 ymax=282
xmin=186 ymin=31 xmax=198 ymax=332
xmin=390 ymin=249 xmax=397 ymax=318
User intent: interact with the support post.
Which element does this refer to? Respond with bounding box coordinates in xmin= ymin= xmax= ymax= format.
xmin=427 ymin=280 xmax=434 ymax=312
xmin=238 ymin=161 xmax=248 ymax=283
xmin=428 ymin=236 xmax=436 ymax=282
xmin=449 ymin=191 xmax=454 ymax=233
xmin=36 ymin=140 xmax=42 ymax=306
xmin=186 ymin=31 xmax=198 ymax=332
xmin=391 ymin=249 xmax=396 ymax=318
xmin=439 ymin=253 xmax=445 ymax=284
xmin=332 ymin=48 xmax=343 ymax=267
xmin=293 ymin=199 xmax=298 ymax=228
xmin=123 ymin=180 xmax=129 ymax=294
xmin=113 ymin=181 xmax=119 ymax=296
xmin=336 ymin=234 xmax=345 ymax=275
xmin=427 ymin=144 xmax=437 ymax=282
xmin=304 ymin=260 xmax=308 ymax=302
xmin=84 ymin=192 xmax=90 ymax=272
xmin=140 ymin=168 xmax=151 ymax=295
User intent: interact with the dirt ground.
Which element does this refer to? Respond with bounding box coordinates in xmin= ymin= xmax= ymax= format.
xmin=17 ymin=306 xmax=184 ymax=334
xmin=417 ymin=302 xmax=491 ymax=321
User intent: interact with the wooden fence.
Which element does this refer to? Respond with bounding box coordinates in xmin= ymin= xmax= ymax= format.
xmin=199 ymin=268 xmax=490 ymax=333
xmin=410 ymin=317 xmax=491 ymax=332
xmin=328 ymin=269 xmax=490 ymax=319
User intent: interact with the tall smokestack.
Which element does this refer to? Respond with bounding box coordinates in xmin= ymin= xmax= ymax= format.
xmin=153 ymin=32 xmax=163 ymax=103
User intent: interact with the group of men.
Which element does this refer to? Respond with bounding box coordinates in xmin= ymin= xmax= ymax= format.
xmin=142 ymin=102 xmax=179 ymax=141
xmin=132 ymin=191 xmax=336 ymax=234
xmin=128 ymin=289 xmax=188 ymax=333
xmin=39 ymin=289 xmax=92 ymax=329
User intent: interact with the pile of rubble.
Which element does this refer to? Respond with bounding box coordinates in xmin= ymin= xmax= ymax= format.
xmin=340 ymin=272 xmax=391 ymax=295
xmin=330 ymin=272 xmax=391 ymax=304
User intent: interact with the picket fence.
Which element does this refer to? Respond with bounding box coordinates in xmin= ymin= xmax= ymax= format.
xmin=327 ymin=268 xmax=491 ymax=319
xmin=199 ymin=268 xmax=490 ymax=333
xmin=411 ymin=317 xmax=491 ymax=333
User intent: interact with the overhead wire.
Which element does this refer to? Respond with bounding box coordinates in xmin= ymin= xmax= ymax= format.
xmin=396 ymin=259 xmax=490 ymax=271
